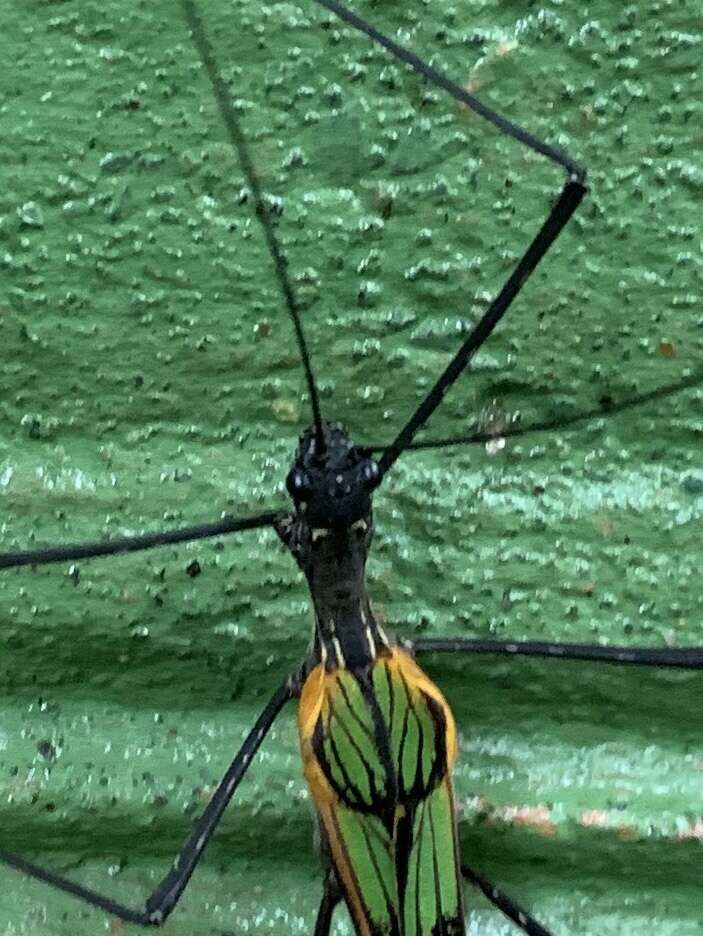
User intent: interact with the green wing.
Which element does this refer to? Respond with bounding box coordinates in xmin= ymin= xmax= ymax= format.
xmin=323 ymin=779 xmax=463 ymax=936
xmin=400 ymin=779 xmax=464 ymax=936
xmin=328 ymin=803 xmax=402 ymax=935
xmin=310 ymin=653 xmax=464 ymax=935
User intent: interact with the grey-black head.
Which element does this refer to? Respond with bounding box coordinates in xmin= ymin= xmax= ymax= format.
xmin=285 ymin=423 xmax=381 ymax=528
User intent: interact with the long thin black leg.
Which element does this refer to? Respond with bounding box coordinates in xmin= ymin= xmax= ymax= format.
xmin=0 ymin=509 xmax=283 ymax=570
xmin=306 ymin=1 xmax=587 ymax=478
xmin=366 ymin=369 xmax=703 ymax=454
xmin=410 ymin=637 xmax=703 ymax=669
xmin=314 ymin=0 xmax=582 ymax=176
xmin=462 ymin=864 xmax=553 ymax=936
xmin=377 ymin=178 xmax=585 ymax=477
xmin=314 ymin=881 xmax=342 ymax=936
xmin=0 ymin=677 xmax=296 ymax=926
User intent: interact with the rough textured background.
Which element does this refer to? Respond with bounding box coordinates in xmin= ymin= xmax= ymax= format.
xmin=1 ymin=0 xmax=702 ymax=933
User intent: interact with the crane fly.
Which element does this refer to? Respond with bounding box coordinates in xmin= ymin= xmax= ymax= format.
xmin=1 ymin=1 xmax=701 ymax=934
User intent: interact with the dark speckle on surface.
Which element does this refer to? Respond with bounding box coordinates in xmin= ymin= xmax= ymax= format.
xmin=0 ymin=1 xmax=702 ymax=935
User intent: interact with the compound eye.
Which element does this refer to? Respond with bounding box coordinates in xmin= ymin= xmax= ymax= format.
xmin=286 ymin=468 xmax=310 ymax=499
xmin=362 ymin=459 xmax=381 ymax=488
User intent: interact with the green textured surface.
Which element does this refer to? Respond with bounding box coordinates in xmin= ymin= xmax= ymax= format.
xmin=0 ymin=0 xmax=702 ymax=934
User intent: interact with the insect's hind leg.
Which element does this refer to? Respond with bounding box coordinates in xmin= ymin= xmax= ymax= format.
xmin=0 ymin=678 xmax=296 ymax=926
xmin=462 ymin=863 xmax=554 ymax=936
xmin=314 ymin=876 xmax=343 ymax=936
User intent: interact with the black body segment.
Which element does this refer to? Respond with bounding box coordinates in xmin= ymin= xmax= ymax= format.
xmin=277 ymin=423 xmax=386 ymax=671
xmin=285 ymin=424 xmax=380 ymax=529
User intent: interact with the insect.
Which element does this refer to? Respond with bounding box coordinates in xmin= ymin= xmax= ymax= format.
xmin=1 ymin=1 xmax=702 ymax=934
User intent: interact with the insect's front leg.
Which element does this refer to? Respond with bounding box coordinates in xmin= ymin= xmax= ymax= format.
xmin=0 ymin=675 xmax=298 ymax=926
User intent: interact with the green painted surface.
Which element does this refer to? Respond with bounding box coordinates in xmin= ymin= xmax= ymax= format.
xmin=0 ymin=0 xmax=702 ymax=933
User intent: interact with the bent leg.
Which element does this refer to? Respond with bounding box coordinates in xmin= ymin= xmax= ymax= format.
xmin=0 ymin=677 xmax=296 ymax=926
